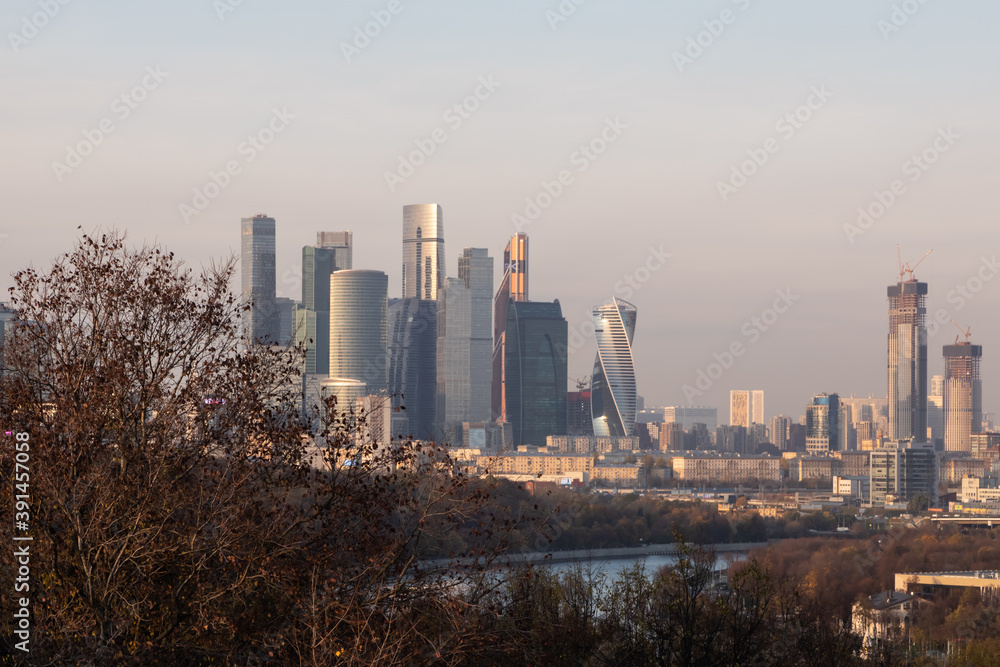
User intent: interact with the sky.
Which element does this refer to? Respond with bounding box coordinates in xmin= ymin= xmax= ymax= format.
xmin=3 ymin=0 xmax=999 ymax=422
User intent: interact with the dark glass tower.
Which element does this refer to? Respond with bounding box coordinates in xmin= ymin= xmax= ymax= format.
xmin=492 ymin=233 xmax=528 ymax=423
xmin=298 ymin=232 xmax=352 ymax=374
xmin=388 ymin=298 xmax=438 ymax=440
xmin=887 ymin=280 xmax=928 ymax=441
xmin=501 ymin=300 xmax=567 ymax=447
xmin=806 ymin=393 xmax=840 ymax=453
xmin=241 ymin=214 xmax=276 ymax=344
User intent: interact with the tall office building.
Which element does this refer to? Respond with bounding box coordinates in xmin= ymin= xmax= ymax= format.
xmin=752 ymin=390 xmax=765 ymax=425
xmin=436 ymin=248 xmax=494 ymax=444
xmin=402 ymin=204 xmax=445 ymax=301
xmin=298 ymin=232 xmax=352 ymax=374
xmin=730 ymin=390 xmax=764 ymax=427
xmin=943 ymin=341 xmax=983 ymax=452
xmin=928 ymin=374 xmax=944 ymax=444
xmin=498 ymin=300 xmax=567 ymax=447
xmin=806 ymin=393 xmax=841 ymax=453
xmin=769 ymin=415 xmax=791 ymax=451
xmin=870 ymin=440 xmax=938 ymax=506
xmin=329 ymin=270 xmax=388 ymax=393
xmin=387 ymin=298 xmax=437 ymax=440
xmin=591 ymin=298 xmax=638 ymax=437
xmin=241 ymin=214 xmax=277 ymax=344
xmin=887 ymin=278 xmax=928 ymax=440
xmin=730 ymin=391 xmax=750 ymax=428
xmin=492 ymin=233 xmax=529 ymax=423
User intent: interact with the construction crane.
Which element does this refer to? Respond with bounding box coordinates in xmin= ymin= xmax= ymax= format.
xmin=897 ymin=245 xmax=933 ymax=282
xmin=573 ymin=376 xmax=590 ymax=392
xmin=952 ymin=320 xmax=972 ymax=344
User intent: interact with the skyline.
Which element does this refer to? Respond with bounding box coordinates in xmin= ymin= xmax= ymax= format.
xmin=4 ymin=0 xmax=1000 ymax=418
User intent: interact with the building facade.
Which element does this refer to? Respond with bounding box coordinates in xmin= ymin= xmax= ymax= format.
xmin=806 ymin=393 xmax=841 ymax=453
xmin=499 ymin=300 xmax=568 ymax=447
xmin=492 ymin=233 xmax=529 ymax=424
xmin=402 ymin=204 xmax=445 ymax=301
xmin=387 ymin=298 xmax=437 ymax=440
xmin=943 ymin=342 xmax=983 ymax=452
xmin=241 ymin=214 xmax=277 ymax=344
xmin=436 ymin=248 xmax=494 ymax=444
xmin=329 ymin=270 xmax=388 ymax=393
xmin=298 ymin=231 xmax=352 ymax=374
xmin=888 ymin=280 xmax=928 ymax=441
xmin=591 ymin=298 xmax=638 ymax=437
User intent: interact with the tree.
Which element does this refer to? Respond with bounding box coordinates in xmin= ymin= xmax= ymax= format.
xmin=907 ymin=494 xmax=931 ymax=513
xmin=0 ymin=231 xmax=534 ymax=664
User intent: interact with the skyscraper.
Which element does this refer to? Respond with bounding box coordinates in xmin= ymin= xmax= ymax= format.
xmin=329 ymin=270 xmax=388 ymax=393
xmin=730 ymin=391 xmax=750 ymax=427
xmin=806 ymin=393 xmax=840 ymax=453
xmin=928 ymin=374 xmax=944 ymax=444
xmin=298 ymin=232 xmax=352 ymax=374
xmin=437 ymin=248 xmax=493 ymax=444
xmin=752 ymin=390 xmax=765 ymax=424
xmin=387 ymin=298 xmax=437 ymax=439
xmin=492 ymin=233 xmax=529 ymax=423
xmin=500 ymin=300 xmax=567 ymax=447
xmin=887 ymin=279 xmax=928 ymax=440
xmin=241 ymin=214 xmax=276 ymax=344
xmin=402 ymin=204 xmax=445 ymax=301
xmin=591 ymin=298 xmax=638 ymax=437
xmin=943 ymin=341 xmax=983 ymax=452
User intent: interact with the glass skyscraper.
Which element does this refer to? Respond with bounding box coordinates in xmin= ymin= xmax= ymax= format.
xmin=805 ymin=393 xmax=840 ymax=453
xmin=387 ymin=298 xmax=437 ymax=440
xmin=437 ymin=248 xmax=493 ymax=444
xmin=402 ymin=204 xmax=445 ymax=301
xmin=329 ymin=270 xmax=388 ymax=393
xmin=590 ymin=298 xmax=638 ymax=437
xmin=298 ymin=231 xmax=352 ymax=374
xmin=241 ymin=214 xmax=276 ymax=344
xmin=492 ymin=233 xmax=528 ymax=423
xmin=500 ymin=300 xmax=567 ymax=447
xmin=887 ymin=279 xmax=928 ymax=440
xmin=943 ymin=341 xmax=983 ymax=452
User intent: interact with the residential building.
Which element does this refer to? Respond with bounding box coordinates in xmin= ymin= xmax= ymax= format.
xmin=671 ymin=453 xmax=781 ymax=484
xmin=943 ymin=341 xmax=983 ymax=452
xmin=806 ymin=393 xmax=841 ymax=453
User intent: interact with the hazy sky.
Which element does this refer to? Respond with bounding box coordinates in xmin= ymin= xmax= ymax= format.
xmin=3 ymin=0 xmax=999 ymax=421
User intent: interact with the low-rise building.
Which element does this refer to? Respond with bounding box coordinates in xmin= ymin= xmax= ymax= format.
xmin=852 ymin=591 xmax=928 ymax=656
xmin=941 ymin=457 xmax=986 ymax=484
xmin=478 ymin=448 xmax=593 ymax=477
xmin=592 ymin=463 xmax=642 ymax=487
xmin=834 ymin=475 xmax=871 ymax=504
xmin=788 ymin=455 xmax=837 ymax=482
xmin=671 ymin=453 xmax=780 ymax=484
